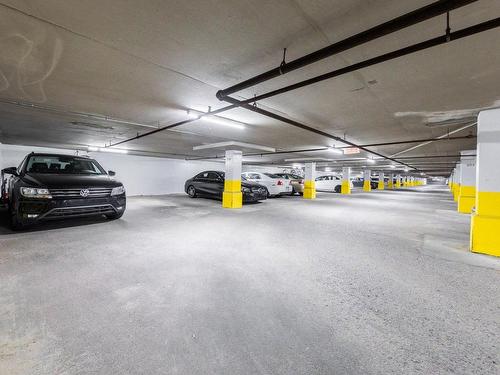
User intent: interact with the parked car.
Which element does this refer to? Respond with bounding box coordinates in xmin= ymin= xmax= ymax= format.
xmin=184 ymin=171 xmax=267 ymax=202
xmin=1 ymin=153 xmax=126 ymax=230
xmin=315 ymin=175 xmax=353 ymax=193
xmin=241 ymin=172 xmax=292 ymax=197
xmin=274 ymin=173 xmax=304 ymax=195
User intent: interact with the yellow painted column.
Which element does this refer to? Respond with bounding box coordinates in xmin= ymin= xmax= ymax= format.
xmin=453 ymin=164 xmax=461 ymax=202
xmin=341 ymin=167 xmax=351 ymax=194
xmin=303 ymin=162 xmax=316 ymax=199
xmin=395 ymin=175 xmax=401 ymax=188
xmin=377 ymin=172 xmax=385 ymax=190
xmin=222 ymin=150 xmax=242 ymax=209
xmin=363 ymin=169 xmax=371 ymax=192
xmin=471 ymin=109 xmax=500 ymax=257
xmin=457 ymin=151 xmax=476 ymax=214
xmin=387 ymin=173 xmax=394 ymax=189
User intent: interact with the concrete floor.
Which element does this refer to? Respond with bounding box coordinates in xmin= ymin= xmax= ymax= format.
xmin=0 ymin=185 xmax=499 ymax=374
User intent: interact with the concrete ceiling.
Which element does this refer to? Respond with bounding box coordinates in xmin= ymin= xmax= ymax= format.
xmin=0 ymin=0 xmax=499 ymax=175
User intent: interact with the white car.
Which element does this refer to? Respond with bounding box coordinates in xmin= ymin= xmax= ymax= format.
xmin=315 ymin=175 xmax=351 ymax=193
xmin=242 ymin=172 xmax=292 ymax=197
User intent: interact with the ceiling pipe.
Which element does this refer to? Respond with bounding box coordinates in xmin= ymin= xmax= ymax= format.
xmin=220 ymin=96 xmax=420 ymax=170
xmin=390 ymin=122 xmax=477 ymax=157
xmin=109 ymin=17 xmax=499 ymax=149
xmin=216 ymin=0 xmax=478 ymax=99
xmin=221 ymin=18 xmax=500 ymax=107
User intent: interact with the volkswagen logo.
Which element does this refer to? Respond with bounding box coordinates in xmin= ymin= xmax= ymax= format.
xmin=80 ymin=189 xmax=90 ymax=197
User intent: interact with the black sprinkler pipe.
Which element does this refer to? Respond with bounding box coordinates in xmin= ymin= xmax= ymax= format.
xmin=216 ymin=0 xmax=478 ymax=99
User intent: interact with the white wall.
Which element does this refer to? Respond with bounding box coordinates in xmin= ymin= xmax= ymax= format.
xmin=0 ymin=144 xmax=223 ymax=196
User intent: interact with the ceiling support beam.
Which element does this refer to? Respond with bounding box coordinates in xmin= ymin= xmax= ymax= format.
xmin=186 ymin=135 xmax=475 ymax=161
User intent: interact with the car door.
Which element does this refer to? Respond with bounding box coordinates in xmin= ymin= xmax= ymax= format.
xmin=193 ymin=172 xmax=211 ymax=194
xmin=315 ymin=176 xmax=326 ymax=191
xmin=206 ymin=172 xmax=224 ymax=197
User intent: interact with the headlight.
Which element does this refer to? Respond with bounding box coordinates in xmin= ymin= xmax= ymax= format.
xmin=111 ymin=185 xmax=126 ymax=196
xmin=242 ymin=187 xmax=251 ymax=193
xmin=20 ymin=187 xmax=52 ymax=199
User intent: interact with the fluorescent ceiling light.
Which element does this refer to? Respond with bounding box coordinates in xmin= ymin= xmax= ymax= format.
xmin=187 ymin=109 xmax=245 ymax=130
xmin=390 ymin=165 xmax=396 ymax=169
xmin=328 ymin=146 xmax=343 ymax=154
xmin=404 ymin=168 xmax=409 ymax=172
xmin=292 ymin=163 xmax=302 ymax=169
xmin=88 ymin=146 xmax=128 ymax=154
xmin=325 ymin=167 xmax=332 ymax=172
xmin=366 ymin=158 xmax=376 ymax=164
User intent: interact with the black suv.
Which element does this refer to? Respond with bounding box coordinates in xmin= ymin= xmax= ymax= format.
xmin=1 ymin=153 xmax=126 ymax=229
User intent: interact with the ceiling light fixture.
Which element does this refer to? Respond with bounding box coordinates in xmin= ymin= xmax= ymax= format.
xmin=366 ymin=157 xmax=376 ymax=164
xmin=328 ymin=146 xmax=343 ymax=154
xmin=88 ymin=146 xmax=128 ymax=154
xmin=187 ymin=109 xmax=245 ymax=130
xmin=390 ymin=165 xmax=396 ymax=169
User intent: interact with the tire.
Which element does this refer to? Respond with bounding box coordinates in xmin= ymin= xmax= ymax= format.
xmin=187 ymin=185 xmax=197 ymax=198
xmin=334 ymin=185 xmax=341 ymax=193
xmin=106 ymin=211 xmax=124 ymax=220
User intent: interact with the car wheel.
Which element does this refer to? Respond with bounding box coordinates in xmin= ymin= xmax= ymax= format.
xmin=334 ymin=185 xmax=341 ymax=193
xmin=187 ymin=185 xmax=197 ymax=198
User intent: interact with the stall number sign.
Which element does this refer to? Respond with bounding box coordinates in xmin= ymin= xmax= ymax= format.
xmin=343 ymin=147 xmax=360 ymax=155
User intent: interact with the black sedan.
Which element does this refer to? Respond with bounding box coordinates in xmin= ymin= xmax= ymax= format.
xmin=1 ymin=153 xmax=126 ymax=230
xmin=184 ymin=171 xmax=267 ymax=203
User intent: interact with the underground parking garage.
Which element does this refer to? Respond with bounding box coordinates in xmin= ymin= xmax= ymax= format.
xmin=0 ymin=0 xmax=499 ymax=373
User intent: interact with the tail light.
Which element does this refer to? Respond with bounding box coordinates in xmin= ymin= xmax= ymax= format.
xmin=299 ymin=180 xmax=304 ymax=184
xmin=277 ymin=180 xmax=283 ymax=186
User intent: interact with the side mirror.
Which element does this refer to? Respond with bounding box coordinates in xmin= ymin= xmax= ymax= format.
xmin=108 ymin=170 xmax=116 ymax=176
xmin=2 ymin=167 xmax=18 ymax=176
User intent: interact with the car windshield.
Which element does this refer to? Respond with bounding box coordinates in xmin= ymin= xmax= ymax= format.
xmin=25 ymin=155 xmax=106 ymax=175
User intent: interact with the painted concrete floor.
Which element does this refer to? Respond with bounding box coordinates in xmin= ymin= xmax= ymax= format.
xmin=0 ymin=185 xmax=499 ymax=375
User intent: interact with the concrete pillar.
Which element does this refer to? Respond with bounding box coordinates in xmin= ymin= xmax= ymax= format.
xmin=453 ymin=164 xmax=461 ymax=202
xmin=363 ymin=169 xmax=371 ymax=192
xmin=341 ymin=167 xmax=351 ymax=194
xmin=395 ymin=174 xmax=402 ymax=188
xmin=303 ymin=162 xmax=316 ymax=199
xmin=471 ymin=108 xmax=500 ymax=257
xmin=457 ymin=150 xmax=476 ymax=214
xmin=222 ymin=150 xmax=242 ymax=209
xmin=388 ymin=173 xmax=395 ymax=189
xmin=378 ymin=172 xmax=385 ymax=190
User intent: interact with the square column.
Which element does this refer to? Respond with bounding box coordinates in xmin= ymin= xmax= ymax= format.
xmin=458 ymin=150 xmax=476 ymax=214
xmin=395 ymin=174 xmax=402 ymax=188
xmin=363 ymin=169 xmax=371 ymax=192
xmin=303 ymin=162 xmax=316 ymax=199
xmin=453 ymin=164 xmax=461 ymax=202
xmin=222 ymin=150 xmax=242 ymax=209
xmin=378 ymin=172 xmax=385 ymax=190
xmin=471 ymin=108 xmax=500 ymax=257
xmin=388 ymin=173 xmax=395 ymax=189
xmin=341 ymin=167 xmax=351 ymax=194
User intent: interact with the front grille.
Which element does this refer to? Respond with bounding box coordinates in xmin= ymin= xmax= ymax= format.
xmin=49 ymin=187 xmax=112 ymax=199
xmin=252 ymin=187 xmax=266 ymax=194
xmin=43 ymin=205 xmax=116 ymax=219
